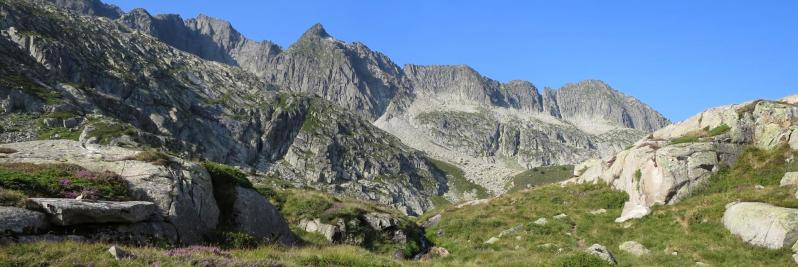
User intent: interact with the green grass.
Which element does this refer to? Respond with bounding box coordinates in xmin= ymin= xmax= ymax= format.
xmin=421 ymin=144 xmax=798 ymax=266
xmin=201 ymin=161 xmax=253 ymax=189
xmin=707 ymin=124 xmax=731 ymax=136
xmin=0 ymin=241 xmax=405 ymax=267
xmin=509 ymin=165 xmax=574 ymax=192
xmin=127 ymin=150 xmax=173 ymax=166
xmin=36 ymin=126 xmax=81 ymax=141
xmin=85 ymin=121 xmax=137 ymax=145
xmin=0 ymin=163 xmax=130 ymax=201
xmin=427 ymin=157 xmax=489 ymax=198
xmin=670 ymin=123 xmax=731 ymax=145
xmin=0 ymin=187 xmax=26 ymax=206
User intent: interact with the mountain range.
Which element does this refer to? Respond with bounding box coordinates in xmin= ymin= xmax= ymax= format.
xmin=5 ymin=0 xmax=668 ymax=214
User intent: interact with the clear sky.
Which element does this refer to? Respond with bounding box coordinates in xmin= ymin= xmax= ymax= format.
xmin=104 ymin=0 xmax=797 ymax=122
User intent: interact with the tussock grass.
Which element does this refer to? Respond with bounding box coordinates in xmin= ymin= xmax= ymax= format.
xmin=509 ymin=165 xmax=574 ymax=192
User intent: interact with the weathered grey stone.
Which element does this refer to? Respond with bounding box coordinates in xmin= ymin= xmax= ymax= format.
xmin=534 ymin=218 xmax=548 ymax=225
xmin=484 ymin=236 xmax=500 ymax=244
xmin=26 ymin=198 xmax=157 ymax=226
xmin=722 ymin=202 xmax=798 ymax=249
xmin=0 ymin=206 xmax=48 ymax=233
xmin=421 ymin=213 xmax=442 ymax=228
xmin=781 ymin=172 xmax=798 ymax=187
xmin=363 ymin=212 xmax=399 ymax=231
xmin=228 ymin=186 xmax=295 ymax=245
xmin=298 ymin=218 xmax=340 ymax=241
xmin=618 ymin=241 xmax=650 ymax=256
xmin=586 ymin=243 xmax=617 ymax=265
xmin=553 ymin=213 xmax=567 ymax=219
xmin=498 ymin=224 xmax=523 ymax=238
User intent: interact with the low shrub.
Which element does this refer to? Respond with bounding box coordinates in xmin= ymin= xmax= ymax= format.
xmin=0 ymin=163 xmax=129 ymax=200
xmin=128 ymin=150 xmax=172 ymax=166
xmin=0 ymin=188 xmax=26 ymax=206
xmin=202 ymin=161 xmax=253 ymax=189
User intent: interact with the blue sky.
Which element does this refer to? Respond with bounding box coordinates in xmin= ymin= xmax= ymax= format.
xmin=105 ymin=0 xmax=797 ymax=121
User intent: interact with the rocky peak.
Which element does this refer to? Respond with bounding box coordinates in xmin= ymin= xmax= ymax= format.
xmin=552 ymin=79 xmax=670 ymax=132
xmin=300 ymin=23 xmax=332 ymax=40
xmin=44 ymin=0 xmax=123 ymax=19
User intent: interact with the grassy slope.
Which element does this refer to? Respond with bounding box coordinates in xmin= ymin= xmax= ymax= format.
xmin=423 ymin=144 xmax=798 ymax=266
xmin=509 ymin=165 xmax=574 ymax=192
xmin=426 ymin=157 xmax=489 ymax=200
xmin=3 ymin=145 xmax=798 ymax=266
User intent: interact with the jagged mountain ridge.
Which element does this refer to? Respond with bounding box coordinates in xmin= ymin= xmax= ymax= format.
xmin=0 ymin=0 xmax=469 ymax=215
xmin=42 ymin=0 xmax=670 ymax=194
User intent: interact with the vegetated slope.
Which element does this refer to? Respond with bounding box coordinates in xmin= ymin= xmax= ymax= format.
xmin=48 ymin=0 xmax=671 ymax=195
xmin=3 ymin=144 xmax=796 ymax=266
xmin=419 ymin=143 xmax=798 ymax=266
xmin=0 ymin=0 xmax=478 ymax=215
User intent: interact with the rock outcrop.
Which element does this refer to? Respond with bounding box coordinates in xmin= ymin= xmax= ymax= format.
xmin=26 ymin=198 xmax=157 ymax=226
xmin=227 ymin=186 xmax=295 ymax=245
xmin=722 ymin=202 xmax=798 ymax=249
xmin=0 ymin=206 xmax=48 ymax=234
xmin=0 ymin=140 xmax=294 ymax=245
xmin=570 ymin=97 xmax=798 ymax=221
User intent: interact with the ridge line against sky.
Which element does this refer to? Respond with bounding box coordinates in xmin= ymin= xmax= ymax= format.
xmin=104 ymin=0 xmax=798 ymax=122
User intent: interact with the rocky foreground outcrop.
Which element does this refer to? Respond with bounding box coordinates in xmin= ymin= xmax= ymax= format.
xmin=0 ymin=140 xmax=294 ymax=245
xmin=569 ymin=95 xmax=798 ymax=221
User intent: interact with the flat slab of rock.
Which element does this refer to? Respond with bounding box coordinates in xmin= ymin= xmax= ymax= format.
xmin=27 ymin=198 xmax=156 ymax=226
xmin=0 ymin=206 xmax=48 ymax=233
xmin=722 ymin=202 xmax=798 ymax=249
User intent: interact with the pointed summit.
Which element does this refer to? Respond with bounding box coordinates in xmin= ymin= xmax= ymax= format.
xmin=299 ymin=23 xmax=331 ymax=40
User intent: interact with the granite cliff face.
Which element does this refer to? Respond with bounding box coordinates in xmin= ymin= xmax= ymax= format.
xmin=0 ymin=0 xmax=452 ymax=215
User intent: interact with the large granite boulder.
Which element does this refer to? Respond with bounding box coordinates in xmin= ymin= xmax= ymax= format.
xmin=0 ymin=206 xmax=48 ymax=233
xmin=722 ymin=202 xmax=798 ymax=249
xmin=0 ymin=140 xmax=219 ymax=244
xmin=570 ymin=99 xmax=798 ymax=221
xmin=781 ymin=172 xmax=798 ymax=187
xmin=227 ymin=186 xmax=295 ymax=245
xmin=27 ymin=198 xmax=156 ymax=226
